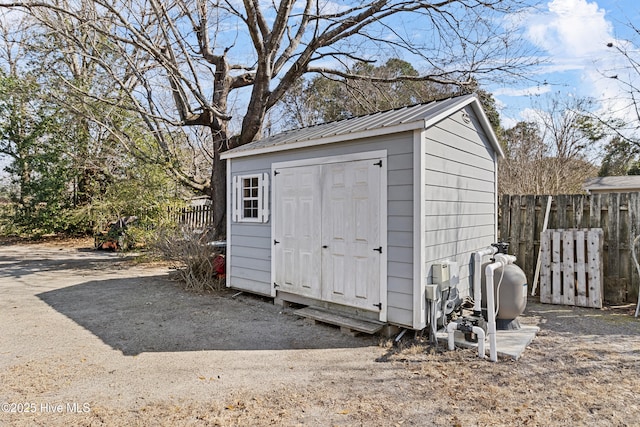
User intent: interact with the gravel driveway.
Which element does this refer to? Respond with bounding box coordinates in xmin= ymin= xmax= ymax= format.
xmin=1 ymin=241 xmax=639 ymax=426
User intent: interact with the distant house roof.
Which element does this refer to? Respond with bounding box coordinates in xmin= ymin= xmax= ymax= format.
xmin=221 ymin=94 xmax=503 ymax=159
xmin=583 ymin=176 xmax=640 ymax=193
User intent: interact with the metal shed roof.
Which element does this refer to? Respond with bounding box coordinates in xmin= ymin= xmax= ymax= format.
xmin=221 ymin=94 xmax=503 ymax=159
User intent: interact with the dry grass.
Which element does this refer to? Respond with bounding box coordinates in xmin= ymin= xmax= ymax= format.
xmin=1 ymin=240 xmax=638 ymax=427
xmin=152 ymin=226 xmax=224 ymax=292
xmin=8 ymin=307 xmax=638 ymax=427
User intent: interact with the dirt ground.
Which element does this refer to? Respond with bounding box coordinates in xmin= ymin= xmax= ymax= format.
xmin=1 ymin=240 xmax=639 ymax=426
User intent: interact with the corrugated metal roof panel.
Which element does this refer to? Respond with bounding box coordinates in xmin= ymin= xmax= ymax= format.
xmin=366 ymin=104 xmax=430 ymax=128
xmin=222 ymin=94 xmax=500 ymax=159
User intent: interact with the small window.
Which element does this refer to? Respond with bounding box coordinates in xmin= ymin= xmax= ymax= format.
xmin=232 ymin=173 xmax=269 ymax=223
xmin=242 ymin=177 xmax=260 ymax=218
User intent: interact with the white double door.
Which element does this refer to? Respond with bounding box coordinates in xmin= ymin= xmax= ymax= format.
xmin=273 ymin=157 xmax=384 ymax=315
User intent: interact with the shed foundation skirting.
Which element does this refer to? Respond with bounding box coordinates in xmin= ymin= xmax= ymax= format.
xmin=277 ymin=292 xmax=403 ymax=337
xmin=294 ymin=307 xmax=385 ymax=335
xmin=274 ymin=291 xmax=383 ymax=322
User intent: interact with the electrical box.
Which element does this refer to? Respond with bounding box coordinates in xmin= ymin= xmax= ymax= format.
xmin=425 ymin=284 xmax=439 ymax=301
xmin=432 ymin=263 xmax=450 ymax=289
xmin=432 ymin=261 xmax=460 ymax=290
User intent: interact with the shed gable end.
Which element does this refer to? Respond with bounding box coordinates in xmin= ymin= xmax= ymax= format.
xmin=422 ymin=105 xmax=499 ymax=299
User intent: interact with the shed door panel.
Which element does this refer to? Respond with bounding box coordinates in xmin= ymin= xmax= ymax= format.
xmin=321 ymin=160 xmax=381 ymax=310
xmin=273 ymin=165 xmax=321 ymax=298
xmin=273 ymin=158 xmax=382 ymax=314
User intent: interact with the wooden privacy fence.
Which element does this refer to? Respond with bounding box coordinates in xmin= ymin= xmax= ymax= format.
xmin=539 ymin=229 xmax=603 ymax=308
xmin=499 ymin=193 xmax=640 ymax=304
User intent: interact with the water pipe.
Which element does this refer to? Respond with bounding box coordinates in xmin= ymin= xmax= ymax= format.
xmin=472 ymin=247 xmax=498 ymax=315
xmin=484 ymin=253 xmax=517 ymax=362
xmin=446 ymin=321 xmax=486 ymax=359
xmin=632 ymin=235 xmax=640 ymax=318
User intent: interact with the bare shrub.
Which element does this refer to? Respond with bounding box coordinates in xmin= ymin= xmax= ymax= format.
xmin=152 ymin=225 xmax=224 ymax=292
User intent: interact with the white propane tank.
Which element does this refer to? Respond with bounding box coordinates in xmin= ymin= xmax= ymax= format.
xmin=481 ymin=262 xmax=528 ymax=327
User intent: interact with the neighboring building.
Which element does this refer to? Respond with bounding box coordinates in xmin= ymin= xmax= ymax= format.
xmin=583 ymin=176 xmax=640 ymax=194
xmin=220 ymin=94 xmax=504 ymax=330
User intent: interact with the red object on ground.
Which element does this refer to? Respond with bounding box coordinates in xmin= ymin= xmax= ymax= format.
xmin=213 ymin=254 xmax=226 ymax=276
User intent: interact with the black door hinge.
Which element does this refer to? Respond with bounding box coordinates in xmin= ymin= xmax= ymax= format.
xmin=273 ymin=282 xmax=279 ymax=288
xmin=373 ymin=302 xmax=382 ymax=310
xmin=274 ymin=170 xmax=280 ymax=175
xmin=373 ymin=246 xmax=383 ymax=253
xmin=374 ymin=160 xmax=382 ymax=167
xmin=274 ymin=239 xmax=280 ymax=245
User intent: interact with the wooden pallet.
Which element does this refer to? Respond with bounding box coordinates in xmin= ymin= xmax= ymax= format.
xmin=294 ymin=307 xmax=385 ymax=335
xmin=539 ymin=228 xmax=604 ymax=308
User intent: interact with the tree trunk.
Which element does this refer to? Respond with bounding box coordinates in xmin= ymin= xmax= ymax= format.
xmin=209 ymin=129 xmax=227 ymax=240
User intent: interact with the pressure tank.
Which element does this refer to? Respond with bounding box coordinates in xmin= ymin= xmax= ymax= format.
xmin=481 ymin=262 xmax=528 ymax=329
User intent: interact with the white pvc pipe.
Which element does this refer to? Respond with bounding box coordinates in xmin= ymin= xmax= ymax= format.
xmin=446 ymin=322 xmax=486 ymax=359
xmin=474 ymin=326 xmax=486 ymax=358
xmin=484 ymin=254 xmax=516 ymax=362
xmin=447 ymin=322 xmax=457 ymax=351
xmin=472 ymin=247 xmax=498 ymax=314
xmin=632 ymin=235 xmax=640 ymax=318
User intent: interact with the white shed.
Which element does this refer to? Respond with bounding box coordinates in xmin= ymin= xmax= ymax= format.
xmin=221 ymin=94 xmax=504 ymax=331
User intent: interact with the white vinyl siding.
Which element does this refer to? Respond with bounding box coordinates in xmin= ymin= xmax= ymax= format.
xmin=227 ymin=132 xmax=415 ymax=326
xmin=423 ymin=106 xmax=498 ymax=300
xmin=226 ymin=166 xmax=271 ymax=295
xmin=225 ymin=99 xmax=501 ymax=329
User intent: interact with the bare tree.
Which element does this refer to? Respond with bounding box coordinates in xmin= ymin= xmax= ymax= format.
xmin=500 ymin=95 xmax=599 ymax=195
xmin=0 ymin=0 xmax=539 ymax=238
xmin=602 ymin=24 xmax=640 ymax=145
xmin=576 ymin=19 xmax=640 ymax=176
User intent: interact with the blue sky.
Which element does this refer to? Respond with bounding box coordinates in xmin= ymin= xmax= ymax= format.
xmin=217 ymin=0 xmax=640 ymax=135
xmin=1 ymin=0 xmax=638 ymax=186
xmin=492 ymin=0 xmax=640 ymax=129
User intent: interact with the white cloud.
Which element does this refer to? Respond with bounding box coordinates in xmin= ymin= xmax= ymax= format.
xmin=496 ymin=0 xmax=640 ymax=129
xmin=317 ymin=1 xmax=350 ymax=15
xmin=499 ymin=107 xmax=544 ymax=130
xmin=524 ymin=0 xmax=613 ymax=62
xmin=521 ymin=0 xmax=636 ymax=97
xmin=500 ymin=116 xmax=520 ymax=130
xmin=522 ymin=0 xmax=623 ymax=91
xmin=517 ymin=107 xmax=544 ymax=124
xmin=493 ymin=85 xmax=553 ymax=97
